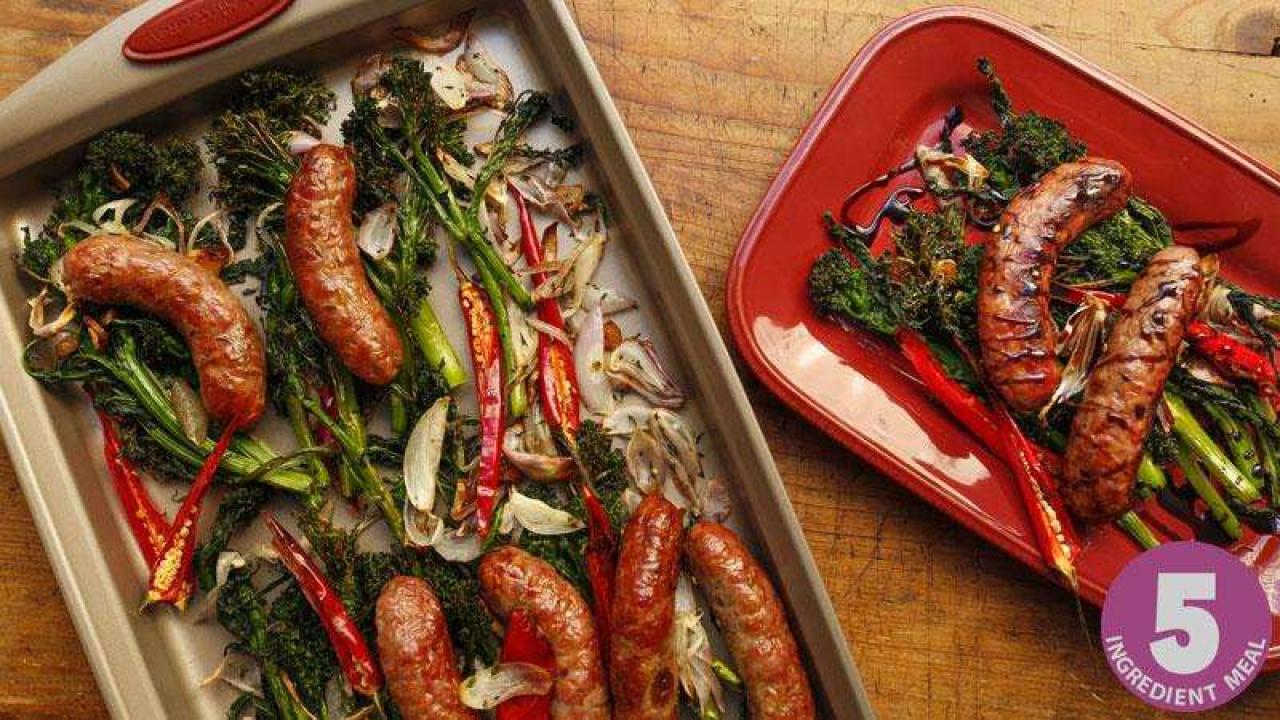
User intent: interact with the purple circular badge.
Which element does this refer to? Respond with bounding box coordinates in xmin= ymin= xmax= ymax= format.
xmin=1101 ymin=541 xmax=1271 ymax=712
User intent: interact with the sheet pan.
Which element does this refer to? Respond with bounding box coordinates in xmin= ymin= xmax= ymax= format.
xmin=0 ymin=0 xmax=870 ymax=717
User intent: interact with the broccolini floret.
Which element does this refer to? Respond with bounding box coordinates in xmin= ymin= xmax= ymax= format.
xmin=21 ymin=130 xmax=202 ymax=278
xmin=1059 ymin=198 xmax=1173 ymax=286
xmin=964 ymin=58 xmax=1087 ymax=198
xmin=808 ymin=249 xmax=896 ymax=336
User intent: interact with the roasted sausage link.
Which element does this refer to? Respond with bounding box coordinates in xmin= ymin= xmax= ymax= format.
xmin=611 ymin=494 xmax=684 ymax=720
xmin=683 ymin=522 xmax=815 ymax=720
xmin=375 ymin=575 xmax=476 ymax=720
xmin=978 ymin=158 xmax=1132 ymax=413
xmin=1063 ymin=246 xmax=1205 ymax=522
xmin=284 ymin=144 xmax=403 ymax=385
xmin=479 ymin=546 xmax=611 ymax=719
xmin=61 ymin=234 xmax=266 ymax=426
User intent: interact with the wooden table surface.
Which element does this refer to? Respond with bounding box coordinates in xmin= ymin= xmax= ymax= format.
xmin=2 ymin=0 xmax=1280 ymax=717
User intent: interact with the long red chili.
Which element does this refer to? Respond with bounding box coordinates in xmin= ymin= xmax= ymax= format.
xmin=990 ymin=402 xmax=1082 ymax=586
xmin=1185 ymin=320 xmax=1280 ymax=410
xmin=144 ymin=419 xmax=241 ymax=609
xmin=264 ymin=512 xmax=383 ymax=697
xmin=896 ymin=328 xmax=1080 ymax=583
xmin=97 ymin=412 xmax=169 ymax=566
xmin=461 ymin=278 xmax=505 ymax=537
xmin=496 ymin=608 xmax=555 ymax=720
xmin=512 ymin=184 xmax=581 ymax=434
xmin=895 ymin=329 xmax=1004 ymax=456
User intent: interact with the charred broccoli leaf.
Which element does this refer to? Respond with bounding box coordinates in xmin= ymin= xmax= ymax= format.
xmin=21 ymin=130 xmax=202 ymax=278
xmin=206 ymin=70 xmax=335 ymax=217
xmin=81 ymin=129 xmax=203 ymax=203
xmin=808 ymin=249 xmax=897 ymax=336
xmin=205 ymin=70 xmax=335 ymax=243
xmin=266 ymin=580 xmax=340 ymax=713
xmin=512 ymin=142 xmax=585 ymax=169
xmin=217 ymin=568 xmax=329 ymax=720
xmin=811 ymin=206 xmax=980 ymax=350
xmin=964 ymin=58 xmax=1086 ymax=198
xmin=1058 ymin=197 xmax=1172 ymax=286
xmin=195 ymin=485 xmax=272 ymax=591
xmin=225 ymin=69 xmax=336 ymax=131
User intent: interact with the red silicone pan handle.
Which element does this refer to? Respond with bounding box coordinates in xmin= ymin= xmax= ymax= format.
xmin=123 ymin=0 xmax=295 ymax=63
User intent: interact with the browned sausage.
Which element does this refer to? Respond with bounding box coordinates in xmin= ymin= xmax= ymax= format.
xmin=478 ymin=546 xmax=610 ymax=719
xmin=1062 ymin=246 xmax=1205 ymax=522
xmin=978 ymin=158 xmax=1132 ymax=413
xmin=683 ymin=522 xmax=815 ymax=720
xmin=284 ymin=144 xmax=403 ymax=385
xmin=375 ymin=575 xmax=476 ymax=720
xmin=610 ymin=494 xmax=684 ymax=720
xmin=61 ymin=234 xmax=266 ymax=426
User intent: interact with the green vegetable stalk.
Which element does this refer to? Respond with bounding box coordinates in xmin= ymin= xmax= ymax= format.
xmin=1174 ymin=441 xmax=1242 ymax=541
xmin=1166 ymin=393 xmax=1260 ymax=504
xmin=28 ymin=327 xmax=312 ymax=493
xmin=1202 ymin=403 xmax=1264 ymax=490
xmin=1137 ymin=454 xmax=1167 ymax=495
xmin=300 ymin=358 xmax=404 ymax=542
xmin=1116 ymin=511 xmax=1161 ymax=550
xmin=217 ymin=569 xmax=316 ymax=720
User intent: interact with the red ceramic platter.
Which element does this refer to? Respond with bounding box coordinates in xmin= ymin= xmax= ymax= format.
xmin=727 ymin=6 xmax=1280 ymax=666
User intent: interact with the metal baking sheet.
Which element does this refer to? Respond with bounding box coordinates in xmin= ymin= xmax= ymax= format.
xmin=0 ymin=0 xmax=870 ymax=717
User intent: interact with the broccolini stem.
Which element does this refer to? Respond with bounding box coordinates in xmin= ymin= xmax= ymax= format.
xmin=411 ymin=298 xmax=467 ymax=389
xmin=1136 ymin=454 xmax=1167 ymax=496
xmin=1202 ymin=403 xmax=1264 ymax=489
xmin=1250 ymin=394 xmax=1280 ymax=505
xmin=1116 ymin=511 xmax=1161 ymax=550
xmin=475 ymin=255 xmax=528 ymax=418
xmin=1165 ymin=393 xmax=1260 ymax=503
xmin=1174 ymin=440 xmax=1242 ymax=540
xmin=95 ymin=335 xmax=311 ymax=491
xmin=284 ymin=388 xmax=330 ymax=491
xmin=135 ymin=420 xmax=312 ymax=494
xmin=298 ymin=362 xmax=405 ymax=541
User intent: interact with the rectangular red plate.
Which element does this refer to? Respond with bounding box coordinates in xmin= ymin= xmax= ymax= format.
xmin=727 ymin=6 xmax=1280 ymax=665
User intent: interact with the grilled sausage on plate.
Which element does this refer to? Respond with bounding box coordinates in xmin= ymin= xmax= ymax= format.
xmin=978 ymin=158 xmax=1132 ymax=413
xmin=611 ymin=494 xmax=684 ymax=720
xmin=1062 ymin=246 xmax=1205 ymax=522
xmin=376 ymin=575 xmax=476 ymax=720
xmin=479 ymin=546 xmax=611 ymax=719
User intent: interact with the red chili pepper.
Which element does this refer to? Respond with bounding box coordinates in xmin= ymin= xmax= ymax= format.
xmin=496 ymin=608 xmax=555 ymax=720
xmin=265 ymin=512 xmax=383 ymax=697
xmin=990 ymin=402 xmax=1082 ymax=586
xmin=512 ymin=184 xmax=581 ymax=434
xmin=143 ymin=418 xmax=241 ymax=609
xmin=895 ymin=329 xmax=1080 ymax=584
xmin=580 ymin=482 xmax=615 ymax=663
xmin=97 ymin=412 xmax=170 ymax=566
xmin=1185 ymin=320 xmax=1280 ymax=410
xmin=461 ymin=278 xmax=505 ymax=537
xmin=895 ymin=329 xmax=1004 ymax=457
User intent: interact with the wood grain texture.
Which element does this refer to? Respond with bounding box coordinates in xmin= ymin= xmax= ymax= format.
xmin=1 ymin=0 xmax=1279 ymax=717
